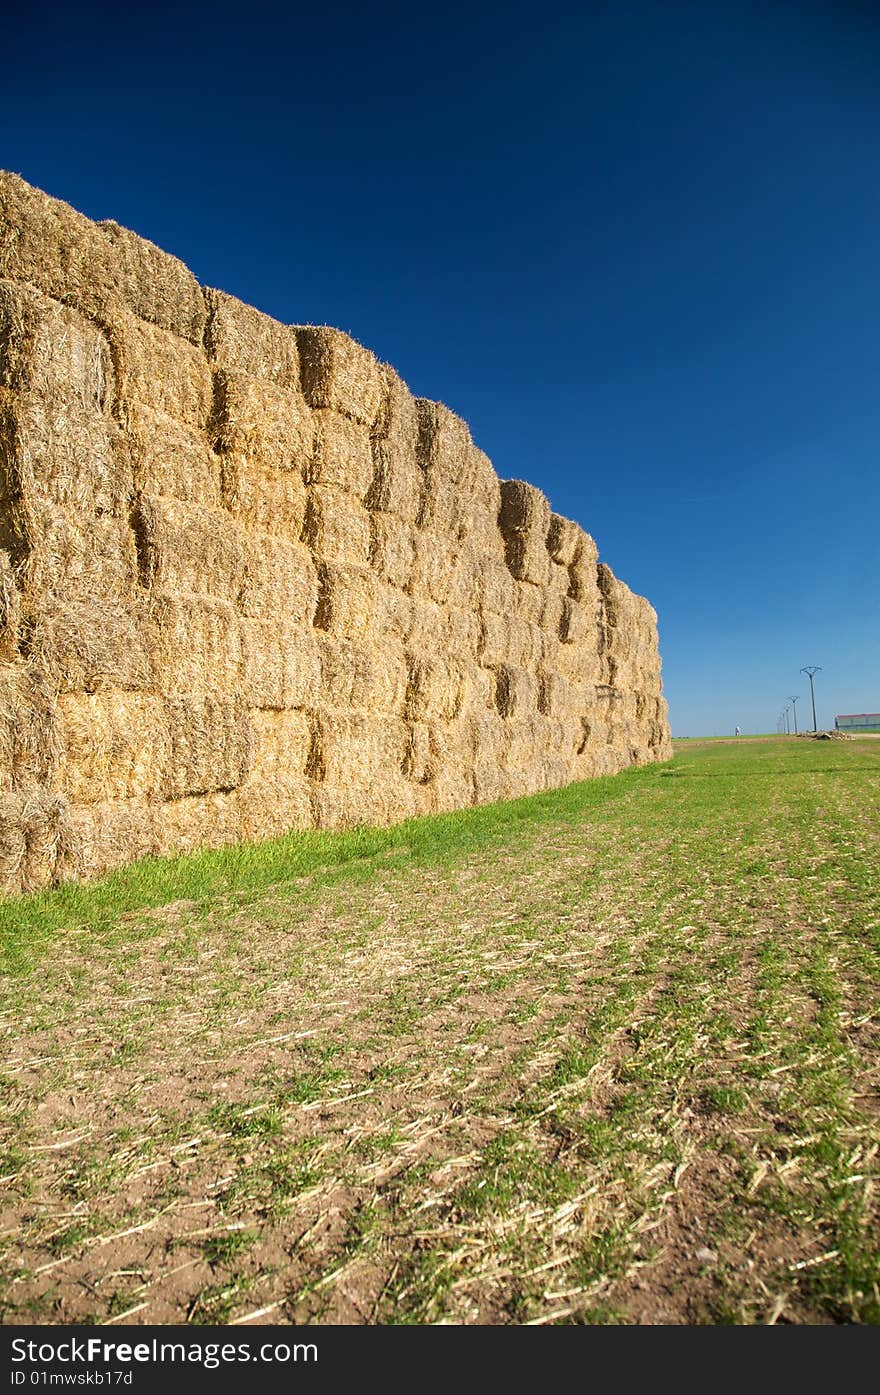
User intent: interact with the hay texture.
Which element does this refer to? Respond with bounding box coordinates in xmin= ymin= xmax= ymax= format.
xmin=0 ymin=171 xmax=671 ymax=893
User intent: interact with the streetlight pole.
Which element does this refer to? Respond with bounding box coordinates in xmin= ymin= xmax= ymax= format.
xmin=789 ymin=696 xmax=799 ymax=735
xmin=800 ymin=667 xmax=822 ymax=733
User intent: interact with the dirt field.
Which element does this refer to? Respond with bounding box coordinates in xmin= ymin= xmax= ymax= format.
xmin=1 ymin=738 xmax=878 ymax=1324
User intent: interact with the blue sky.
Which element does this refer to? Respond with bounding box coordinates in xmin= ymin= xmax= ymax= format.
xmin=4 ymin=0 xmax=878 ymax=735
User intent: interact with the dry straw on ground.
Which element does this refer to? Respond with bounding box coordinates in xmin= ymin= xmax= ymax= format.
xmin=0 ymin=171 xmax=671 ymax=893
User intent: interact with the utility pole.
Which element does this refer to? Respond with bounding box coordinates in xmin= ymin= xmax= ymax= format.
xmin=783 ymin=705 xmax=790 ymax=734
xmin=789 ymin=696 xmax=799 ymax=735
xmin=800 ymin=667 xmax=822 ymax=732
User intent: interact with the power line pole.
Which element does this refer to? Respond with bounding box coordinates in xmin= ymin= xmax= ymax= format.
xmin=800 ymin=667 xmax=822 ymax=732
xmin=784 ymin=705 xmax=790 ymax=734
xmin=789 ymin=696 xmax=799 ymax=735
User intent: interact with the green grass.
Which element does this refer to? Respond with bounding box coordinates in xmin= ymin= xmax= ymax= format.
xmin=1 ymin=736 xmax=877 ymax=1325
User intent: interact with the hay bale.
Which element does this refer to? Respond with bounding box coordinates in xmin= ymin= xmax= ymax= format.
xmin=240 ymin=533 xmax=319 ymax=622
xmin=242 ymin=618 xmax=322 ymax=710
xmin=0 ymin=172 xmax=204 ymax=343
xmin=493 ymin=664 xmax=539 ymax=719
xmin=474 ymin=552 xmax=519 ymax=618
xmin=0 ymin=661 xmax=59 ymax=790
xmin=313 ymin=562 xmax=381 ymax=639
xmin=236 ymin=780 xmax=313 ymax=842
xmin=479 ymin=611 xmax=545 ymax=670
xmin=314 ymin=709 xmax=409 ymax=788
xmin=130 ymin=494 xmax=244 ymax=602
xmin=405 ymin=652 xmax=466 ymax=722
xmin=0 ymin=551 xmax=20 ymax=659
xmin=402 ymin=720 xmax=433 ymax=783
xmin=220 ymin=453 xmax=307 ymax=539
xmin=318 ymin=632 xmax=408 ymax=713
xmin=111 ymin=307 xmax=212 ymax=429
xmin=128 ymin=403 xmax=222 ymax=506
xmin=249 ymin=708 xmax=311 ymax=785
xmin=212 ymin=368 xmax=314 ymax=471
xmin=301 ymin=485 xmax=372 ymax=568
xmin=151 ymin=591 xmax=243 ymax=698
xmin=368 ymin=512 xmax=417 ymax=589
xmin=546 ymin=514 xmax=583 ymax=567
xmin=498 ymin=479 xmax=551 ymax=586
xmin=165 ymin=695 xmax=252 ymax=799
xmin=415 ymin=401 xmax=500 ymax=542
xmin=295 ymin=326 xmax=385 ymax=427
xmin=367 ymin=366 xmax=423 ymax=523
xmin=0 ymin=277 xmax=112 ymax=407
xmin=24 ymin=509 xmax=137 ymax=602
xmin=23 ymin=597 xmax=153 ymax=694
xmin=156 ymin=791 xmax=242 ymax=857
xmin=408 ymin=530 xmax=460 ymax=606
xmin=310 ymin=783 xmax=386 ymax=831
xmin=0 ymin=789 xmax=81 ymax=894
xmin=70 ymin=798 xmax=159 ymax=878
xmin=204 ymin=288 xmax=299 ymax=387
xmin=308 ymin=409 xmax=374 ymax=498
xmin=444 ymin=605 xmax=482 ymax=661
xmin=57 ymin=691 xmax=170 ymax=802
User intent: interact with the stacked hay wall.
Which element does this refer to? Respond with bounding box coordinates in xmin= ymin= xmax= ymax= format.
xmin=0 ymin=173 xmax=672 ymax=893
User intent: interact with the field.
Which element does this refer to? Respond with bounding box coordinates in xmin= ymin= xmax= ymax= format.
xmin=1 ymin=737 xmax=877 ymax=1325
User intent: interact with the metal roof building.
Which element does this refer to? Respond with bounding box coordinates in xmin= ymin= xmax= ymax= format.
xmin=835 ymin=713 xmax=880 ymax=732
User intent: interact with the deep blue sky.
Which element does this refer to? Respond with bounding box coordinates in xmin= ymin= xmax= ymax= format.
xmin=5 ymin=0 xmax=879 ymax=734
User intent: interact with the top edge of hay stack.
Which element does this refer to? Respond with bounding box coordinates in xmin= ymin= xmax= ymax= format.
xmin=0 ymin=170 xmax=672 ymax=896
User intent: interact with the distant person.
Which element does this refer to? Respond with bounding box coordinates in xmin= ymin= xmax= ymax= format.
xmin=735 ymin=726 xmax=741 ymax=737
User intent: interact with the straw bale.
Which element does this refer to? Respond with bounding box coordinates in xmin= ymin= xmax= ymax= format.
xmin=0 ymin=551 xmax=21 ymax=659
xmin=240 ymin=533 xmax=319 ymax=622
xmin=242 ymin=618 xmax=322 ymax=710
xmin=415 ymin=400 xmax=495 ymax=541
xmin=540 ymin=583 xmax=567 ymax=639
xmin=471 ymin=763 xmax=514 ymax=808
xmin=213 ymin=368 xmax=314 ymax=471
xmin=112 ymin=307 xmax=212 ymax=429
xmin=498 ymin=479 xmax=551 ymax=585
xmin=151 ymin=591 xmax=243 ymax=697
xmin=514 ymin=580 xmax=546 ymax=626
xmin=236 ymin=780 xmax=313 ymax=842
xmin=409 ymin=530 xmax=458 ymax=606
xmin=220 ymin=453 xmax=307 ymax=538
xmin=165 ymin=695 xmax=252 ymax=799
xmin=367 ymin=366 xmax=423 ymax=523
xmin=318 ymin=632 xmax=408 ymax=713
xmin=313 ymin=562 xmax=381 ymax=639
xmin=0 ymin=173 xmax=204 ymax=343
xmin=295 ymin=326 xmax=385 ymax=427
xmin=479 ymin=611 xmax=545 ymax=670
xmin=0 ymin=388 xmax=130 ymax=537
xmin=373 ymin=583 xmax=414 ymax=643
xmin=0 ymin=661 xmax=59 ymax=790
xmin=405 ymin=652 xmax=467 ymax=722
xmin=537 ymin=671 xmax=576 ymax=720
xmin=315 ymin=709 xmax=409 ymax=788
xmin=310 ymin=783 xmax=388 ymax=831
xmin=493 ymin=664 xmax=539 ymax=719
xmin=57 ymin=691 xmax=169 ymax=803
xmin=559 ymin=595 xmax=590 ymax=645
xmin=24 ymin=596 xmax=153 ymax=694
xmin=402 ymin=720 xmax=433 ymax=784
xmin=204 ymin=288 xmax=299 ymax=387
xmin=70 ymin=798 xmax=159 ymax=877
xmin=249 ymin=708 xmax=311 ymax=784
xmin=308 ymin=409 xmax=374 ymax=497
xmin=0 ymin=789 xmax=81 ymax=894
xmin=131 ymin=494 xmax=244 ymax=601
xmin=128 ymin=403 xmax=222 ymax=506
xmin=156 ymin=791 xmax=242 ymax=857
xmin=475 ymin=553 xmax=519 ymax=618
xmin=0 ymin=278 xmax=112 ymax=409
xmin=24 ymin=510 xmax=136 ymax=602
xmin=301 ymin=485 xmax=372 ymax=568
xmin=444 ymin=606 xmax=482 ymax=661
xmin=546 ymin=514 xmax=583 ymax=568
xmin=97 ymin=219 xmax=206 ymax=344
xmin=403 ymin=593 xmax=449 ymax=653
xmin=368 ymin=512 xmax=416 ymax=589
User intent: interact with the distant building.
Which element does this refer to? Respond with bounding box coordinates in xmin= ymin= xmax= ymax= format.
xmin=835 ymin=713 xmax=880 ymax=733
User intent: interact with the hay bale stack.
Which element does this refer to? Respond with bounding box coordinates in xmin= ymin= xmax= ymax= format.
xmin=0 ymin=173 xmax=671 ymax=892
